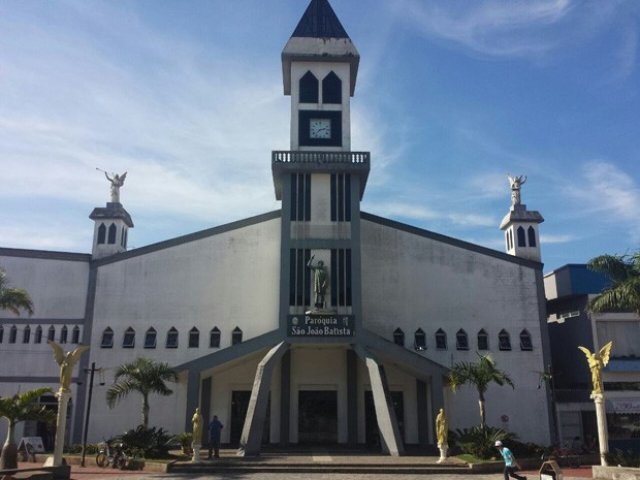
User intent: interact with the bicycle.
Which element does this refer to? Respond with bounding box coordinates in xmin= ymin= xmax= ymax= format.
xmin=96 ymin=440 xmax=127 ymax=469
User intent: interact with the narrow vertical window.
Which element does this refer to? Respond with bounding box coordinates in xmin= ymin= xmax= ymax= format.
xmin=456 ymin=329 xmax=469 ymax=350
xmin=330 ymin=174 xmax=351 ymax=222
xmin=414 ymin=329 xmax=426 ymax=350
xmin=499 ymin=330 xmax=511 ymax=351
xmin=97 ymin=223 xmax=106 ymax=244
xmin=322 ymin=71 xmax=342 ymax=104
xmin=477 ymin=329 xmax=489 ymax=351
xmin=189 ymin=327 xmax=200 ymax=348
xmin=121 ymin=228 xmax=126 ymax=247
xmin=527 ymin=226 xmax=536 ymax=247
xmin=435 ymin=329 xmax=447 ymax=350
xmin=393 ymin=328 xmax=405 ymax=346
xmin=290 ymin=174 xmax=311 ymax=221
xmin=101 ymin=327 xmax=114 ymax=348
xmin=520 ymin=329 xmax=533 ymax=351
xmin=122 ymin=327 xmax=135 ymax=348
xmin=166 ymin=327 xmax=179 ymax=348
xmin=48 ymin=326 xmax=56 ymax=342
xmin=517 ymin=226 xmax=526 ymax=247
xmin=59 ymin=326 xmax=68 ymax=344
xmin=330 ymin=249 xmax=352 ymax=307
xmin=9 ymin=325 xmax=17 ymax=344
xmin=232 ymin=327 xmax=243 ymax=345
xmin=108 ymin=223 xmax=117 ymax=244
xmin=299 ymin=71 xmax=319 ymax=103
xmin=34 ymin=326 xmax=42 ymax=344
xmin=144 ymin=328 xmax=157 ymax=349
xmin=23 ymin=325 xmax=31 ymax=344
xmin=72 ymin=326 xmax=80 ymax=344
xmin=209 ymin=327 xmax=221 ymax=348
xmin=0 ymin=325 xmax=3 ymax=343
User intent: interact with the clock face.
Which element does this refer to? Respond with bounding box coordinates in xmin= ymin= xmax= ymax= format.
xmin=310 ymin=118 xmax=331 ymax=139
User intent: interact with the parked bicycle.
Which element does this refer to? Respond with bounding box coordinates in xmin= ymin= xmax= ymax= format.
xmin=96 ymin=440 xmax=128 ymax=469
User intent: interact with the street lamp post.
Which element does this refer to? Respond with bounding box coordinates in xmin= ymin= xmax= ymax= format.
xmin=80 ymin=362 xmax=103 ymax=467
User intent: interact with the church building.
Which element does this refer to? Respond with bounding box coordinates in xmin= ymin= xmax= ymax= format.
xmin=0 ymin=0 xmax=554 ymax=454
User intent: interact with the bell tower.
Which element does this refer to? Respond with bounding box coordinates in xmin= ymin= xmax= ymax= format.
xmin=500 ymin=175 xmax=543 ymax=262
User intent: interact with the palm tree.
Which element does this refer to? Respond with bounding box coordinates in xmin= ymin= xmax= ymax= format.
xmin=0 ymin=268 xmax=34 ymax=316
xmin=106 ymin=357 xmax=178 ymax=429
xmin=0 ymin=387 xmax=55 ymax=469
xmin=448 ymin=354 xmax=514 ymax=429
xmin=588 ymin=252 xmax=640 ymax=315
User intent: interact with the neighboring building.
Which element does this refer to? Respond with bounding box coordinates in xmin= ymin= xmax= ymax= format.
xmin=1 ymin=0 xmax=554 ymax=453
xmin=545 ymin=264 xmax=640 ymax=452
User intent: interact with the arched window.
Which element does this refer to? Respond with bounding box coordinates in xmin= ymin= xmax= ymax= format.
xmin=456 ymin=329 xmax=469 ymax=350
xmin=505 ymin=231 xmax=510 ymax=251
xmin=520 ymin=329 xmax=533 ymax=351
xmin=435 ymin=329 xmax=447 ymax=350
xmin=166 ymin=327 xmax=179 ymax=348
xmin=47 ymin=326 xmax=56 ymax=342
xmin=414 ymin=328 xmax=426 ymax=351
xmin=0 ymin=325 xmax=3 ymax=343
xmin=232 ymin=327 xmax=243 ymax=345
xmin=299 ymin=71 xmax=319 ymax=103
xmin=9 ymin=325 xmax=17 ymax=344
xmin=189 ymin=327 xmax=200 ymax=348
xmin=517 ymin=226 xmax=526 ymax=247
xmin=477 ymin=329 xmax=489 ymax=351
xmin=101 ymin=327 xmax=114 ymax=348
xmin=97 ymin=223 xmax=106 ymax=244
xmin=509 ymin=230 xmax=514 ymax=250
xmin=393 ymin=328 xmax=405 ymax=346
xmin=498 ymin=329 xmax=511 ymax=351
xmin=121 ymin=228 xmax=126 ymax=247
xmin=59 ymin=325 xmax=68 ymax=344
xmin=23 ymin=325 xmax=31 ymax=344
xmin=72 ymin=326 xmax=81 ymax=344
xmin=122 ymin=327 xmax=135 ymax=348
xmin=34 ymin=326 xmax=43 ymax=344
xmin=144 ymin=328 xmax=157 ymax=349
xmin=527 ymin=226 xmax=536 ymax=247
xmin=322 ymin=71 xmax=342 ymax=104
xmin=108 ymin=223 xmax=117 ymax=244
xmin=210 ymin=327 xmax=221 ymax=348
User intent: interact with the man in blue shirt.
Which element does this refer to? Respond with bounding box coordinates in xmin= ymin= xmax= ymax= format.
xmin=495 ymin=440 xmax=526 ymax=480
xmin=208 ymin=415 xmax=224 ymax=459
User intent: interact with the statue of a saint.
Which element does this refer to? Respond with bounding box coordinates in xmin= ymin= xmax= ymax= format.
xmin=104 ymin=171 xmax=127 ymax=203
xmin=507 ymin=175 xmax=527 ymax=207
xmin=578 ymin=341 xmax=613 ymax=395
xmin=192 ymin=408 xmax=203 ymax=445
xmin=47 ymin=341 xmax=89 ymax=392
xmin=307 ymin=256 xmax=328 ymax=309
xmin=435 ymin=408 xmax=448 ymax=463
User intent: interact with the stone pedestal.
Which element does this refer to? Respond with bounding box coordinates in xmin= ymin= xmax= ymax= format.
xmin=44 ymin=388 xmax=70 ymax=467
xmin=437 ymin=445 xmax=448 ymax=463
xmin=191 ymin=444 xmax=201 ymax=463
xmin=592 ymin=393 xmax=609 ymax=466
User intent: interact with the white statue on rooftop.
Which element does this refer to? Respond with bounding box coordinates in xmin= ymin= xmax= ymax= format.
xmin=508 ymin=175 xmax=527 ymax=207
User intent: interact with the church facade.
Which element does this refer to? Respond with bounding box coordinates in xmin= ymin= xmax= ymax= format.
xmin=0 ymin=0 xmax=554 ymax=453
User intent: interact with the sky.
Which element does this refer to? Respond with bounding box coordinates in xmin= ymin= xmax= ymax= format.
xmin=1 ymin=0 xmax=639 ymax=273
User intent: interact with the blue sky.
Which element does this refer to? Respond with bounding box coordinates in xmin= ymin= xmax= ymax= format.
xmin=1 ymin=0 xmax=638 ymax=273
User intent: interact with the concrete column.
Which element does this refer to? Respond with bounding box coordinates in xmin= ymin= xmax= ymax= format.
xmin=347 ymin=349 xmax=358 ymax=445
xmin=279 ymin=351 xmax=291 ymax=446
xmin=45 ymin=388 xmax=71 ymax=467
xmin=354 ymin=345 xmax=404 ymax=456
xmin=416 ymin=379 xmax=428 ymax=448
xmin=430 ymin=374 xmax=445 ymax=438
xmin=184 ymin=369 xmax=201 ymax=433
xmin=592 ymin=393 xmax=609 ymax=466
xmin=239 ymin=342 xmax=289 ymax=456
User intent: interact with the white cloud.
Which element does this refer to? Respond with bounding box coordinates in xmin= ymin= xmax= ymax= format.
xmin=540 ymin=233 xmax=576 ymax=244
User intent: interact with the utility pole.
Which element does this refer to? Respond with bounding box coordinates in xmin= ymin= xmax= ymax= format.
xmin=80 ymin=362 xmax=103 ymax=467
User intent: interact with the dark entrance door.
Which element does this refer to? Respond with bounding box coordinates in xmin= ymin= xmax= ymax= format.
xmin=229 ymin=391 xmax=270 ymax=447
xmin=298 ymin=390 xmax=337 ymax=444
xmin=364 ymin=391 xmax=404 ymax=449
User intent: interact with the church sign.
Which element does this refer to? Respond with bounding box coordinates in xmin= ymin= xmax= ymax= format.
xmin=287 ymin=314 xmax=354 ymax=337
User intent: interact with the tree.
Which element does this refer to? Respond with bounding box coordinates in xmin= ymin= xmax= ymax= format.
xmin=588 ymin=252 xmax=640 ymax=315
xmin=0 ymin=387 xmax=55 ymax=469
xmin=0 ymin=267 xmax=34 ymax=316
xmin=106 ymin=357 xmax=178 ymax=429
xmin=448 ymin=354 xmax=514 ymax=429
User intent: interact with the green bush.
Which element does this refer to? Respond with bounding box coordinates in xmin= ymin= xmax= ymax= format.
xmin=449 ymin=425 xmax=518 ymax=459
xmin=63 ymin=443 xmax=99 ymax=454
xmin=115 ymin=425 xmax=173 ymax=459
xmin=605 ymin=449 xmax=640 ymax=467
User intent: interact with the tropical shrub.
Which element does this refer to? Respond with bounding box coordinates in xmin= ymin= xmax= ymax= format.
xmin=605 ymin=449 xmax=640 ymax=467
xmin=116 ymin=425 xmax=173 ymax=459
xmin=449 ymin=425 xmax=517 ymax=459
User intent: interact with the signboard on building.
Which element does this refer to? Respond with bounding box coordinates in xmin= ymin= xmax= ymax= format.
xmin=287 ymin=314 xmax=354 ymax=337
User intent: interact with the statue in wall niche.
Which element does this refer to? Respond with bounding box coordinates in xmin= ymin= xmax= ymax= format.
xmin=507 ymin=175 xmax=527 ymax=207
xmin=578 ymin=341 xmax=613 ymax=395
xmin=435 ymin=408 xmax=448 ymax=463
xmin=47 ymin=340 xmax=89 ymax=392
xmin=307 ymin=255 xmax=328 ymax=309
xmin=102 ymin=170 xmax=127 ymax=203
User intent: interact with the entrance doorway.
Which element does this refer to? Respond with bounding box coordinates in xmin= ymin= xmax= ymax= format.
xmin=364 ymin=391 xmax=404 ymax=449
xmin=298 ymin=390 xmax=337 ymax=444
xmin=229 ymin=391 xmax=270 ymax=447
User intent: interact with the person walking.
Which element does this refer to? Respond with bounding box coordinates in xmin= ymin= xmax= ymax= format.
xmin=208 ymin=415 xmax=224 ymax=459
xmin=495 ymin=440 xmax=526 ymax=480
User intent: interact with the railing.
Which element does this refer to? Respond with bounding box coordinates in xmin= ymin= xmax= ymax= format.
xmin=272 ymin=151 xmax=370 ymax=165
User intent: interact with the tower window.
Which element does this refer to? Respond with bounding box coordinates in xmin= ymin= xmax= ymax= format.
xmin=101 ymin=327 xmax=114 ymax=348
xmin=289 ymin=249 xmax=312 ymax=307
xmin=144 ymin=328 xmax=157 ymax=349
xmin=517 ymin=227 xmax=526 ymax=247
xmin=322 ymin=71 xmax=342 ymax=104
xmin=299 ymin=71 xmax=319 ymax=103
xmin=290 ymin=174 xmax=311 ymax=221
xmin=122 ymin=327 xmax=135 ymax=348
xmin=498 ymin=329 xmax=511 ymax=351
xmin=34 ymin=326 xmax=42 ymax=344
xmin=330 ymin=248 xmax=352 ymax=307
xmin=393 ymin=328 xmax=405 ymax=346
xmin=456 ymin=329 xmax=469 ymax=350
xmin=477 ymin=329 xmax=489 ymax=351
xmin=121 ymin=228 xmax=126 ymax=247
xmin=435 ymin=329 xmax=447 ymax=350
xmin=97 ymin=223 xmax=106 ymax=244
xmin=23 ymin=325 xmax=31 ymax=344
xmin=330 ymin=174 xmax=351 ymax=222
xmin=9 ymin=325 xmax=17 ymax=344
xmin=59 ymin=326 xmax=68 ymax=344
xmin=520 ymin=329 xmax=533 ymax=351
xmin=189 ymin=327 xmax=200 ymax=348
xmin=527 ymin=226 xmax=536 ymax=247
xmin=72 ymin=326 xmax=80 ymax=344
xmin=414 ymin=329 xmax=426 ymax=351
xmin=166 ymin=327 xmax=179 ymax=348
xmin=0 ymin=325 xmax=3 ymax=343
xmin=232 ymin=327 xmax=243 ymax=345
xmin=48 ymin=326 xmax=55 ymax=342
xmin=108 ymin=223 xmax=117 ymax=244
xmin=210 ymin=327 xmax=221 ymax=348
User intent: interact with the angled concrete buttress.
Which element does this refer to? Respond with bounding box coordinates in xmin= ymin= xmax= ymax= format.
xmin=238 ymin=341 xmax=290 ymax=456
xmin=353 ymin=344 xmax=405 ymax=456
